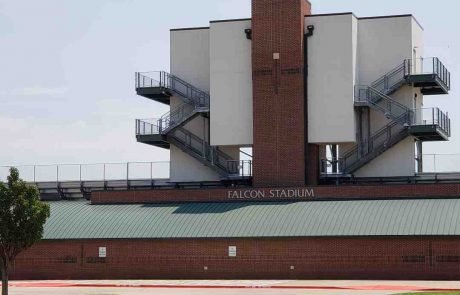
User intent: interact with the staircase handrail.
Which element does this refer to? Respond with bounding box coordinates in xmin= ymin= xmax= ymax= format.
xmin=135 ymin=71 xmax=172 ymax=89
xmin=364 ymin=85 xmax=410 ymax=110
xmin=370 ymin=62 xmax=407 ymax=94
xmin=169 ymin=127 xmax=235 ymax=175
xmin=341 ymin=118 xmax=408 ymax=169
xmin=135 ymin=119 xmax=161 ymax=135
xmin=158 ymin=103 xmax=202 ymax=134
xmin=355 ymin=85 xmax=413 ymax=124
xmin=136 ymin=71 xmax=210 ymax=107
xmin=341 ymin=123 xmax=408 ymax=173
xmin=404 ymin=57 xmax=451 ymax=90
xmin=411 ymin=107 xmax=452 ymax=137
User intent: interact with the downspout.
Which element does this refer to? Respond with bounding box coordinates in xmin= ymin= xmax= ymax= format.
xmin=304 ymin=25 xmax=314 ymax=184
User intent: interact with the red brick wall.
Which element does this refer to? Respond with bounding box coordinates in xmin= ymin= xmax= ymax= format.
xmin=252 ymin=0 xmax=312 ymax=188
xmin=11 ymin=237 xmax=460 ymax=280
xmin=307 ymin=144 xmax=320 ymax=185
xmin=92 ymin=183 xmax=460 ymax=204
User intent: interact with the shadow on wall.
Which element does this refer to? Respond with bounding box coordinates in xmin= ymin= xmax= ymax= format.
xmin=141 ymin=202 xmax=297 ymax=214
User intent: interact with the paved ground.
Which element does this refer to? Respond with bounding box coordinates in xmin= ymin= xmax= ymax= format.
xmin=4 ymin=280 xmax=460 ymax=295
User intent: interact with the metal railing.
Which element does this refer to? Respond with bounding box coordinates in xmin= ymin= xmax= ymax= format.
xmin=0 ymin=162 xmax=171 ymax=183
xmin=135 ymin=107 xmax=206 ymax=137
xmin=136 ymin=119 xmax=160 ymax=135
xmin=0 ymin=160 xmax=254 ymax=183
xmin=133 ymin=71 xmax=252 ymax=179
xmin=355 ymin=85 xmax=413 ymax=124
xmin=159 ymin=102 xmax=208 ymax=134
xmin=422 ymin=154 xmax=460 ymax=173
xmin=169 ymin=127 xmax=238 ymax=176
xmin=135 ymin=71 xmax=210 ymax=107
xmin=327 ymin=120 xmax=409 ymax=175
xmin=405 ymin=57 xmax=451 ymax=90
xmin=371 ymin=62 xmax=407 ymax=95
xmin=326 ymin=154 xmax=460 ymax=176
xmin=136 ymin=71 xmax=210 ymax=138
xmin=355 ymin=88 xmax=451 ymax=136
xmin=321 ymin=107 xmax=451 ymax=176
xmin=227 ymin=160 xmax=252 ymax=177
xmin=411 ymin=107 xmax=451 ymax=136
xmin=330 ymin=57 xmax=452 ymax=176
xmin=135 ymin=71 xmax=169 ymax=89
xmin=368 ymin=57 xmax=451 ymax=95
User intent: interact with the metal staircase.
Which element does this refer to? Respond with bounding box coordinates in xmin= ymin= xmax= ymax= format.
xmin=330 ymin=57 xmax=451 ymax=175
xmin=368 ymin=57 xmax=450 ymax=96
xmin=136 ymin=71 xmax=210 ymax=106
xmin=158 ymin=102 xmax=209 ymax=134
xmin=355 ymin=85 xmax=413 ymax=124
xmin=168 ymin=127 xmax=239 ymax=177
xmin=341 ymin=120 xmax=410 ymax=174
xmin=135 ymin=71 xmax=241 ymax=179
xmin=137 ymin=71 xmax=210 ymax=134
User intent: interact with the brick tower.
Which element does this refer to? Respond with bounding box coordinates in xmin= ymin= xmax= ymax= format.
xmin=251 ymin=0 xmax=313 ymax=187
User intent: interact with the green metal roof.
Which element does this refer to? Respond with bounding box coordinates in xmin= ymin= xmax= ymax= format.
xmin=43 ymin=199 xmax=460 ymax=240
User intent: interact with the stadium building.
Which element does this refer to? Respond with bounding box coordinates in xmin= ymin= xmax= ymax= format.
xmin=8 ymin=0 xmax=460 ymax=280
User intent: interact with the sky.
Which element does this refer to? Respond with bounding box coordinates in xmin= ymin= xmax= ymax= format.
xmin=0 ymin=0 xmax=458 ymax=173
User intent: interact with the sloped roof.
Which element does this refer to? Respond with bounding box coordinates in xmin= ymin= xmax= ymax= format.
xmin=43 ymin=199 xmax=460 ymax=240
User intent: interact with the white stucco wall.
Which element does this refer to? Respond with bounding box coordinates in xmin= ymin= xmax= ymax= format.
xmin=170 ymin=28 xmax=210 ymax=92
xmin=357 ymin=16 xmax=413 ymax=85
xmin=169 ymin=145 xmax=221 ymax=182
xmin=210 ymin=20 xmax=253 ymax=146
xmin=306 ymin=14 xmax=357 ymax=144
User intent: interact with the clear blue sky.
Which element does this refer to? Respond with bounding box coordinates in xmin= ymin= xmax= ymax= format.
xmin=0 ymin=0 xmax=458 ymax=166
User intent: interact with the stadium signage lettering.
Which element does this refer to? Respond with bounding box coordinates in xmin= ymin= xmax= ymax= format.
xmin=227 ymin=188 xmax=314 ymax=200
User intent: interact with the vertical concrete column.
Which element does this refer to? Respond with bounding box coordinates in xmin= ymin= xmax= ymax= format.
xmin=251 ymin=0 xmax=311 ymax=187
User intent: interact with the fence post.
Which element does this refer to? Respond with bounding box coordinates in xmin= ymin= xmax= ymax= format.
xmin=56 ymin=165 xmax=59 ymax=182
xmin=33 ymin=166 xmax=36 ymax=182
xmin=127 ymin=162 xmax=130 ymax=181
xmin=79 ymin=164 xmax=82 ymax=182
xmin=150 ymin=162 xmax=153 ymax=181
xmin=403 ymin=59 xmax=406 ymax=76
xmin=103 ymin=164 xmax=106 ymax=181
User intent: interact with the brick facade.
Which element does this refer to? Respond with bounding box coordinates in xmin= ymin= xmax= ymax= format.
xmin=11 ymin=237 xmax=460 ymax=280
xmin=92 ymin=183 xmax=460 ymax=204
xmin=252 ymin=0 xmax=312 ymax=187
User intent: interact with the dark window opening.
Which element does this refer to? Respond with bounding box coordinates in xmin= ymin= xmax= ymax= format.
xmin=402 ymin=255 xmax=426 ymax=263
xmin=436 ymin=256 xmax=460 ymax=263
xmin=86 ymin=257 xmax=107 ymax=264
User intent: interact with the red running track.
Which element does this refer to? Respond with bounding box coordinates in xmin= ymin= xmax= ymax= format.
xmin=2 ymin=281 xmax=460 ymax=292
